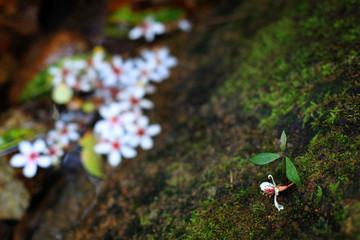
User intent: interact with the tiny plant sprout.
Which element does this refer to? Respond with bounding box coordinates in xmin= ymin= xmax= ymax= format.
xmin=250 ymin=130 xmax=302 ymax=186
xmin=260 ymin=175 xmax=294 ymax=211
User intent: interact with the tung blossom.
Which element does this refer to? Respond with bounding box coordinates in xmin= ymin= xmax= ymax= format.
xmin=10 ymin=139 xmax=51 ymax=178
xmin=94 ymin=102 xmax=136 ymax=139
xmin=48 ymin=58 xmax=86 ymax=87
xmin=128 ymin=17 xmax=165 ymax=42
xmin=126 ymin=116 xmax=161 ymax=150
xmin=47 ymin=121 xmax=80 ymax=147
xmin=141 ymin=47 xmax=178 ymax=82
xmin=260 ymin=175 xmax=293 ymax=211
xmin=94 ymin=135 xmax=137 ymax=166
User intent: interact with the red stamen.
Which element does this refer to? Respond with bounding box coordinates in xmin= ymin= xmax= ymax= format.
xmin=112 ymin=65 xmax=123 ymax=75
xmin=62 ymin=69 xmax=69 ymax=78
xmin=29 ymin=152 xmax=38 ymax=161
xmin=131 ymin=97 xmax=139 ymax=105
xmin=137 ymin=128 xmax=145 ymax=136
xmin=112 ymin=142 xmax=120 ymax=150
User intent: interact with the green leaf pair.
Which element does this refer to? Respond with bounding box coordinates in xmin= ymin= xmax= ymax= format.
xmin=249 ymin=130 xmax=302 ymax=186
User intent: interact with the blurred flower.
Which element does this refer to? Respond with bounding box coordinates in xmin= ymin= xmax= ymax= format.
xmin=47 ymin=121 xmax=80 ymax=146
xmin=127 ymin=116 xmax=161 ymax=150
xmin=141 ymin=47 xmax=178 ymax=82
xmin=178 ymin=19 xmax=192 ymax=32
xmin=46 ymin=144 xmax=64 ymax=166
xmin=94 ymin=102 xmax=135 ymax=138
xmin=117 ymin=87 xmax=153 ymax=112
xmin=10 ymin=139 xmax=51 ymax=178
xmin=102 ymin=56 xmax=137 ymax=87
xmin=49 ymin=58 xmax=85 ymax=87
xmin=94 ymin=135 xmax=137 ymax=166
xmin=129 ymin=17 xmax=165 ymax=42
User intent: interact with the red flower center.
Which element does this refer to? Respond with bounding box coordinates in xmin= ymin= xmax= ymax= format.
xmin=137 ymin=128 xmax=145 ymax=136
xmin=62 ymin=69 xmax=69 ymax=78
xmin=131 ymin=97 xmax=139 ymax=105
xmin=112 ymin=142 xmax=120 ymax=150
xmin=141 ymin=22 xmax=149 ymax=32
xmin=112 ymin=65 xmax=123 ymax=75
xmin=29 ymin=152 xmax=38 ymax=161
xmin=61 ymin=128 xmax=68 ymax=135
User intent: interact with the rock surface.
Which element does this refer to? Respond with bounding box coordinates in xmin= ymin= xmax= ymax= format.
xmin=2 ymin=0 xmax=360 ymax=239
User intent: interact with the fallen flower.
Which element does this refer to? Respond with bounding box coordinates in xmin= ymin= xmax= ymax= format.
xmin=10 ymin=139 xmax=51 ymax=178
xmin=128 ymin=17 xmax=165 ymax=42
xmin=260 ymin=175 xmax=293 ymax=211
xmin=94 ymin=135 xmax=137 ymax=166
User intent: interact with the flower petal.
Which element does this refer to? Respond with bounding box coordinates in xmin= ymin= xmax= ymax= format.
xmin=94 ymin=142 xmax=112 ymax=154
xmin=129 ymin=27 xmax=142 ymax=40
xmin=121 ymin=145 xmax=137 ymax=158
xmin=140 ymin=136 xmax=153 ymax=150
xmin=23 ymin=162 xmax=37 ymax=178
xmin=108 ymin=150 xmax=121 ymax=166
xmin=18 ymin=141 xmax=33 ymax=154
xmin=140 ymin=99 xmax=154 ymax=109
xmin=147 ymin=124 xmax=161 ymax=136
xmin=10 ymin=154 xmax=26 ymax=167
xmin=37 ymin=156 xmax=52 ymax=168
xmin=33 ymin=139 xmax=46 ymax=153
xmin=274 ymin=195 xmax=284 ymax=211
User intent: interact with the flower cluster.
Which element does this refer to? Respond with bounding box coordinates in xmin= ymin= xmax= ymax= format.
xmin=9 ymin=46 xmax=177 ymax=177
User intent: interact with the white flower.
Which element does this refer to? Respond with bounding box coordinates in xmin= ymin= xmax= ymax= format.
xmin=127 ymin=116 xmax=161 ymax=150
xmin=94 ymin=135 xmax=137 ymax=166
xmin=48 ymin=58 xmax=86 ymax=87
xmin=129 ymin=17 xmax=165 ymax=42
xmin=46 ymin=144 xmax=64 ymax=166
xmin=10 ymin=139 xmax=51 ymax=178
xmin=47 ymin=121 xmax=80 ymax=146
xmin=94 ymin=102 xmax=135 ymax=139
xmin=260 ymin=175 xmax=294 ymax=211
xmin=178 ymin=19 xmax=192 ymax=32
xmin=101 ymin=56 xmax=137 ymax=87
xmin=116 ymin=87 xmax=153 ymax=112
xmin=141 ymin=47 xmax=178 ymax=82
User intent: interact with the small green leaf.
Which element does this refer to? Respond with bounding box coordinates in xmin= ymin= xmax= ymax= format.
xmin=79 ymin=131 xmax=104 ymax=178
xmin=280 ymin=130 xmax=287 ymax=152
xmin=249 ymin=153 xmax=281 ymax=165
xmin=0 ymin=128 xmax=37 ymax=156
xmin=285 ymin=157 xmax=302 ymax=186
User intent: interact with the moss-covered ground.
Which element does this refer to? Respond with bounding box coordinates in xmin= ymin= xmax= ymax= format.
xmin=32 ymin=0 xmax=360 ymax=239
